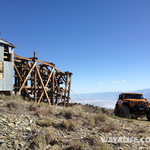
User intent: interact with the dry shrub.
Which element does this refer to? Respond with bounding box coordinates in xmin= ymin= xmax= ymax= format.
xmin=0 ymin=94 xmax=10 ymax=101
xmin=45 ymin=132 xmax=59 ymax=146
xmin=83 ymin=135 xmax=108 ymax=150
xmin=63 ymin=107 xmax=74 ymax=119
xmin=138 ymin=128 xmax=146 ymax=133
xmin=100 ymin=122 xmax=120 ymax=132
xmin=88 ymin=118 xmax=95 ymax=127
xmin=94 ymin=114 xmax=106 ymax=124
xmin=6 ymin=101 xmax=18 ymax=109
xmin=62 ymin=106 xmax=86 ymax=119
xmin=29 ymin=133 xmax=46 ymax=149
xmin=38 ymin=119 xmax=53 ymax=127
xmin=64 ymin=140 xmax=84 ymax=150
xmin=10 ymin=95 xmax=23 ymax=101
xmin=60 ymin=119 xmax=77 ymax=131
xmin=73 ymin=105 xmax=86 ymax=118
xmin=35 ymin=106 xmax=48 ymax=115
xmin=87 ymin=114 xmax=106 ymax=127
xmin=30 ymin=103 xmax=53 ymax=115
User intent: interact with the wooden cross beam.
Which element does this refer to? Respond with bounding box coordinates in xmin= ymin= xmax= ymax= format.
xmin=17 ymin=62 xmax=37 ymax=95
xmin=35 ymin=66 xmax=51 ymax=105
xmin=38 ymin=67 xmax=54 ymax=104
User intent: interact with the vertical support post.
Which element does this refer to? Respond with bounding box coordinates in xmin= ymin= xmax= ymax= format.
xmin=52 ymin=71 xmax=54 ymax=105
xmin=64 ymin=72 xmax=69 ymax=106
xmin=34 ymin=51 xmax=37 ymax=102
xmin=31 ymin=72 xmax=33 ymax=95
xmin=21 ymin=61 xmax=24 ymax=97
xmin=67 ymin=73 xmax=72 ymax=107
xmin=15 ymin=68 xmax=17 ymax=94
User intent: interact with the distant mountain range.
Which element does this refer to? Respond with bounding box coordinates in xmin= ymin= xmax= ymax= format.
xmin=70 ymin=88 xmax=150 ymax=109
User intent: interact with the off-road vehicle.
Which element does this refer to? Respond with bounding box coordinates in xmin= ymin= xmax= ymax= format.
xmin=114 ymin=93 xmax=150 ymax=120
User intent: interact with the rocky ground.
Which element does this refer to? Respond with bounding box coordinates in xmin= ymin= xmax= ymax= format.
xmin=0 ymin=95 xmax=150 ymax=150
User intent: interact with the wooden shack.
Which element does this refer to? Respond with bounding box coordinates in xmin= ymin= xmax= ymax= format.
xmin=0 ymin=39 xmax=16 ymax=95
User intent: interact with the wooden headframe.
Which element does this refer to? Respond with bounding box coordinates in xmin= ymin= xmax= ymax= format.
xmin=14 ymin=51 xmax=72 ymax=106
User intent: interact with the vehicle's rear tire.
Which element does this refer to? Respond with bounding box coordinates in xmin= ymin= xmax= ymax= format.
xmin=114 ymin=105 xmax=119 ymax=116
xmin=146 ymin=114 xmax=150 ymax=121
xmin=121 ymin=105 xmax=130 ymax=118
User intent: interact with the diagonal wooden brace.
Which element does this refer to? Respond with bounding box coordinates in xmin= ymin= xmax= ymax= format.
xmin=35 ymin=66 xmax=51 ymax=105
xmin=17 ymin=62 xmax=37 ymax=96
xmin=38 ymin=67 xmax=54 ymax=104
xmin=14 ymin=63 xmax=32 ymax=100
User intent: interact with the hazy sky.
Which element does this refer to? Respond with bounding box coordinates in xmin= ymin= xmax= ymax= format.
xmin=1 ymin=0 xmax=150 ymax=94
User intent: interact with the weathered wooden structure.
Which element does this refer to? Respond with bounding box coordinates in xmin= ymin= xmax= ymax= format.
xmin=14 ymin=52 xmax=72 ymax=106
xmin=0 ymin=38 xmax=72 ymax=106
xmin=0 ymin=39 xmax=16 ymax=95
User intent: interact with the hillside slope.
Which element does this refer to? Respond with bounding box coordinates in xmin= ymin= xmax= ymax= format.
xmin=0 ymin=95 xmax=150 ymax=150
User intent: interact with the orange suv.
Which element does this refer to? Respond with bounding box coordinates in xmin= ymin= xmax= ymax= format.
xmin=114 ymin=93 xmax=150 ymax=120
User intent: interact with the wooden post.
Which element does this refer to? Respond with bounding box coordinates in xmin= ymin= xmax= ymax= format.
xmin=52 ymin=70 xmax=55 ymax=105
xmin=64 ymin=72 xmax=69 ymax=106
xmin=67 ymin=73 xmax=72 ymax=107
xmin=34 ymin=51 xmax=37 ymax=102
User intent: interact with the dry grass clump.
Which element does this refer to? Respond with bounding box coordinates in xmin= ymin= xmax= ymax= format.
xmin=63 ymin=107 xmax=74 ymax=119
xmin=64 ymin=140 xmax=84 ymax=150
xmin=29 ymin=103 xmax=53 ymax=115
xmin=94 ymin=113 xmax=106 ymax=123
xmin=6 ymin=101 xmax=18 ymax=109
xmin=45 ymin=132 xmax=59 ymax=145
xmin=29 ymin=133 xmax=46 ymax=149
xmin=88 ymin=118 xmax=95 ymax=127
xmin=138 ymin=128 xmax=146 ymax=133
xmin=83 ymin=135 xmax=108 ymax=150
xmin=38 ymin=119 xmax=54 ymax=127
xmin=88 ymin=113 xmax=106 ymax=127
xmin=100 ymin=122 xmax=120 ymax=132
xmin=10 ymin=95 xmax=23 ymax=101
xmin=62 ymin=106 xmax=86 ymax=119
xmin=60 ymin=119 xmax=77 ymax=131
xmin=0 ymin=94 xmax=23 ymax=101
xmin=23 ymin=129 xmax=59 ymax=149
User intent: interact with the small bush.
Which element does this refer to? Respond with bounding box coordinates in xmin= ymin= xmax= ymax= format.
xmin=60 ymin=119 xmax=77 ymax=131
xmin=35 ymin=106 xmax=48 ymax=115
xmin=10 ymin=95 xmax=23 ymax=101
xmin=30 ymin=134 xmax=46 ymax=149
xmin=88 ymin=118 xmax=95 ymax=127
xmin=94 ymin=114 xmax=106 ymax=124
xmin=30 ymin=103 xmax=53 ymax=115
xmin=64 ymin=140 xmax=84 ymax=150
xmin=38 ymin=119 xmax=53 ymax=127
xmin=83 ymin=135 xmax=108 ymax=150
xmin=100 ymin=122 xmax=120 ymax=132
xmin=45 ymin=133 xmax=59 ymax=145
xmin=138 ymin=128 xmax=146 ymax=133
xmin=61 ymin=106 xmax=86 ymax=119
xmin=63 ymin=108 xmax=74 ymax=119
xmin=6 ymin=101 xmax=18 ymax=109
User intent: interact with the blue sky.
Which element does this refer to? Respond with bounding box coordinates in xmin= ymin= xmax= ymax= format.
xmin=0 ymin=0 xmax=150 ymax=94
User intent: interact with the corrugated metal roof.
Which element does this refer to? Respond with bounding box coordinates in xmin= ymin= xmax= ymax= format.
xmin=0 ymin=38 xmax=16 ymax=48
